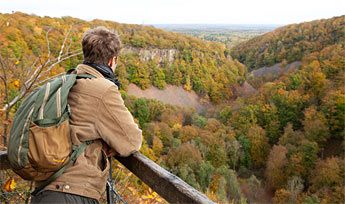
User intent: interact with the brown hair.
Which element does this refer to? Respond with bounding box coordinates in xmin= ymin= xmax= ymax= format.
xmin=82 ymin=27 xmax=121 ymax=65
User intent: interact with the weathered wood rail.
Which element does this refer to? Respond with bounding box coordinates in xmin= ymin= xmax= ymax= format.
xmin=0 ymin=151 xmax=215 ymax=204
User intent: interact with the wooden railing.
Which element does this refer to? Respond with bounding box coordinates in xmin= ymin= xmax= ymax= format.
xmin=0 ymin=151 xmax=215 ymax=204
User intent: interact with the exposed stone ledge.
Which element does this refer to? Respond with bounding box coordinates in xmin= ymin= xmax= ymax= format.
xmin=121 ymin=45 xmax=180 ymax=65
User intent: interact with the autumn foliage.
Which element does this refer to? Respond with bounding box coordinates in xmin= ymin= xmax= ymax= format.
xmin=0 ymin=12 xmax=344 ymax=204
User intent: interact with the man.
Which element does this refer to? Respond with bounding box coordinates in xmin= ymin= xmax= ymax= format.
xmin=31 ymin=27 xmax=142 ymax=203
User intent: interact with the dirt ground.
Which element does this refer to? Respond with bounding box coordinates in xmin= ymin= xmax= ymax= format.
xmin=127 ymin=84 xmax=206 ymax=112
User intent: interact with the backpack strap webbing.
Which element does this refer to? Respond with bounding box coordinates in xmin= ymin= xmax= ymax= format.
xmin=67 ymin=68 xmax=96 ymax=79
xmin=31 ymin=140 xmax=96 ymax=196
xmin=66 ymin=68 xmax=76 ymax=75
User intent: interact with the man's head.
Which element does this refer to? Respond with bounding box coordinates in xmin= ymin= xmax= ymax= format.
xmin=82 ymin=27 xmax=121 ymax=67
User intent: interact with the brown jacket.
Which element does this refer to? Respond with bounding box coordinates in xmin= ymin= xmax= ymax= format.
xmin=38 ymin=64 xmax=142 ymax=199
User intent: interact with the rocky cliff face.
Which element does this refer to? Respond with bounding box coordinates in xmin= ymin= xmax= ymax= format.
xmin=121 ymin=45 xmax=180 ymax=65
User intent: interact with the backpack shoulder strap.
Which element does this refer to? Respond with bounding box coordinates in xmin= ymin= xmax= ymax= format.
xmin=77 ymin=74 xmax=96 ymax=79
xmin=66 ymin=68 xmax=96 ymax=79
xmin=66 ymin=68 xmax=75 ymax=75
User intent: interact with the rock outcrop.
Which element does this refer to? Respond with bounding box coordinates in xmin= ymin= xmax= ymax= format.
xmin=121 ymin=45 xmax=180 ymax=65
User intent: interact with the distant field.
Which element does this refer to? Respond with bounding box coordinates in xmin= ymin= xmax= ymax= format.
xmin=153 ymin=24 xmax=282 ymax=48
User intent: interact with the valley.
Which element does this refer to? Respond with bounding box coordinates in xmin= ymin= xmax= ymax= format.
xmin=0 ymin=12 xmax=344 ymax=204
xmin=154 ymin=24 xmax=280 ymax=48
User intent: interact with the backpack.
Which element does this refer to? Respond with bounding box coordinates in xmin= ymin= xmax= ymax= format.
xmin=7 ymin=69 xmax=95 ymax=195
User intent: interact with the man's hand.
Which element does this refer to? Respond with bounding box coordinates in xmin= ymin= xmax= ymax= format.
xmin=102 ymin=141 xmax=117 ymax=157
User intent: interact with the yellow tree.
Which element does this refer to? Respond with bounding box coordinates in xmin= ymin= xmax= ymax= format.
xmin=265 ymin=145 xmax=289 ymax=190
xmin=0 ymin=26 xmax=82 ymax=145
xmin=247 ymin=125 xmax=269 ymax=168
xmin=302 ymin=106 xmax=330 ymax=146
xmin=309 ymin=157 xmax=345 ymax=203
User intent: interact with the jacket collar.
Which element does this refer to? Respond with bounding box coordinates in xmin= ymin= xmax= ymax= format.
xmin=75 ymin=64 xmax=105 ymax=78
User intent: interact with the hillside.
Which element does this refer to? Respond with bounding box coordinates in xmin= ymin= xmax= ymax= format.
xmin=231 ymin=15 xmax=345 ymax=71
xmin=223 ymin=15 xmax=345 ymax=204
xmin=0 ymin=13 xmax=344 ymax=204
xmin=0 ymin=12 xmax=247 ymax=104
xmin=0 ymin=12 xmax=247 ymax=203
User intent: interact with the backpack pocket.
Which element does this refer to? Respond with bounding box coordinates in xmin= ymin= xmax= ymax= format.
xmin=28 ymin=120 xmax=71 ymax=173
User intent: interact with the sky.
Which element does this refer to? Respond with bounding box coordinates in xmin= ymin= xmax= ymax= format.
xmin=1 ymin=0 xmax=344 ymax=25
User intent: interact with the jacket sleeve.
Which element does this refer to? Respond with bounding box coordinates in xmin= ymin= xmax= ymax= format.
xmin=96 ymin=85 xmax=142 ymax=157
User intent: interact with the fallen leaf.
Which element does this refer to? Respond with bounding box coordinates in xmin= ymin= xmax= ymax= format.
xmin=4 ymin=178 xmax=16 ymax=192
xmin=13 ymin=80 xmax=20 ymax=88
xmin=2 ymin=120 xmax=10 ymax=125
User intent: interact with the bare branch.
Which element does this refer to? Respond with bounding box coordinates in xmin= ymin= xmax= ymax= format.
xmin=46 ymin=28 xmax=53 ymax=60
xmin=6 ymin=90 xmax=26 ymax=109
xmin=33 ymin=48 xmax=82 ymax=69
xmin=58 ymin=25 xmax=73 ymax=61
xmin=0 ymin=55 xmax=9 ymax=106
xmin=6 ymin=50 xmax=82 ymax=109
xmin=35 ymin=51 xmax=82 ymax=82
xmin=35 ymin=72 xmax=64 ymax=86
xmin=2 ymin=55 xmax=14 ymax=75
xmin=0 ymin=55 xmax=11 ymax=145
xmin=26 ymin=58 xmax=39 ymax=77
xmin=23 ymin=28 xmax=54 ymax=88
xmin=5 ymin=57 xmax=48 ymax=110
xmin=0 ymin=56 xmax=6 ymax=79
xmin=4 ymin=27 xmax=82 ymax=110
xmin=64 ymin=48 xmax=82 ymax=56
xmin=66 ymin=37 xmax=73 ymax=53
xmin=25 ymin=48 xmax=81 ymax=86
xmin=24 ymin=58 xmax=50 ymax=88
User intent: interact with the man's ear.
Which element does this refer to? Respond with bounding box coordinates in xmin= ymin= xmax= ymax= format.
xmin=108 ymin=57 xmax=113 ymax=67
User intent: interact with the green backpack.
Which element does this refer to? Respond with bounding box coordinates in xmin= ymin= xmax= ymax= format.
xmin=7 ymin=69 xmax=95 ymax=195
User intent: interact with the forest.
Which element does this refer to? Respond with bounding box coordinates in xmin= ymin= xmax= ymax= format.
xmin=231 ymin=16 xmax=345 ymax=71
xmin=0 ymin=12 xmax=344 ymax=203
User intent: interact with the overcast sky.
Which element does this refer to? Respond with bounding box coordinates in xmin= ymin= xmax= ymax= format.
xmin=1 ymin=0 xmax=344 ymax=25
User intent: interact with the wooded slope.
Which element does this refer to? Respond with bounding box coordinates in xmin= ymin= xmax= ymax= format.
xmin=231 ymin=15 xmax=345 ymax=71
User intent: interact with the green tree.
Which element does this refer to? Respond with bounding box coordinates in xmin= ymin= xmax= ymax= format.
xmin=192 ymin=114 xmax=207 ymax=128
xmin=152 ymin=66 xmax=166 ymax=89
xmin=302 ymin=106 xmax=330 ymax=146
xmin=178 ymin=164 xmax=200 ymax=190
xmin=134 ymin=98 xmax=150 ymax=127
xmin=322 ymin=90 xmax=345 ymax=139
xmin=197 ymin=161 xmax=215 ymax=192
xmin=218 ymin=166 xmax=243 ymax=201
xmin=256 ymin=103 xmax=281 ymax=144
xmin=166 ymin=143 xmax=202 ymax=172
